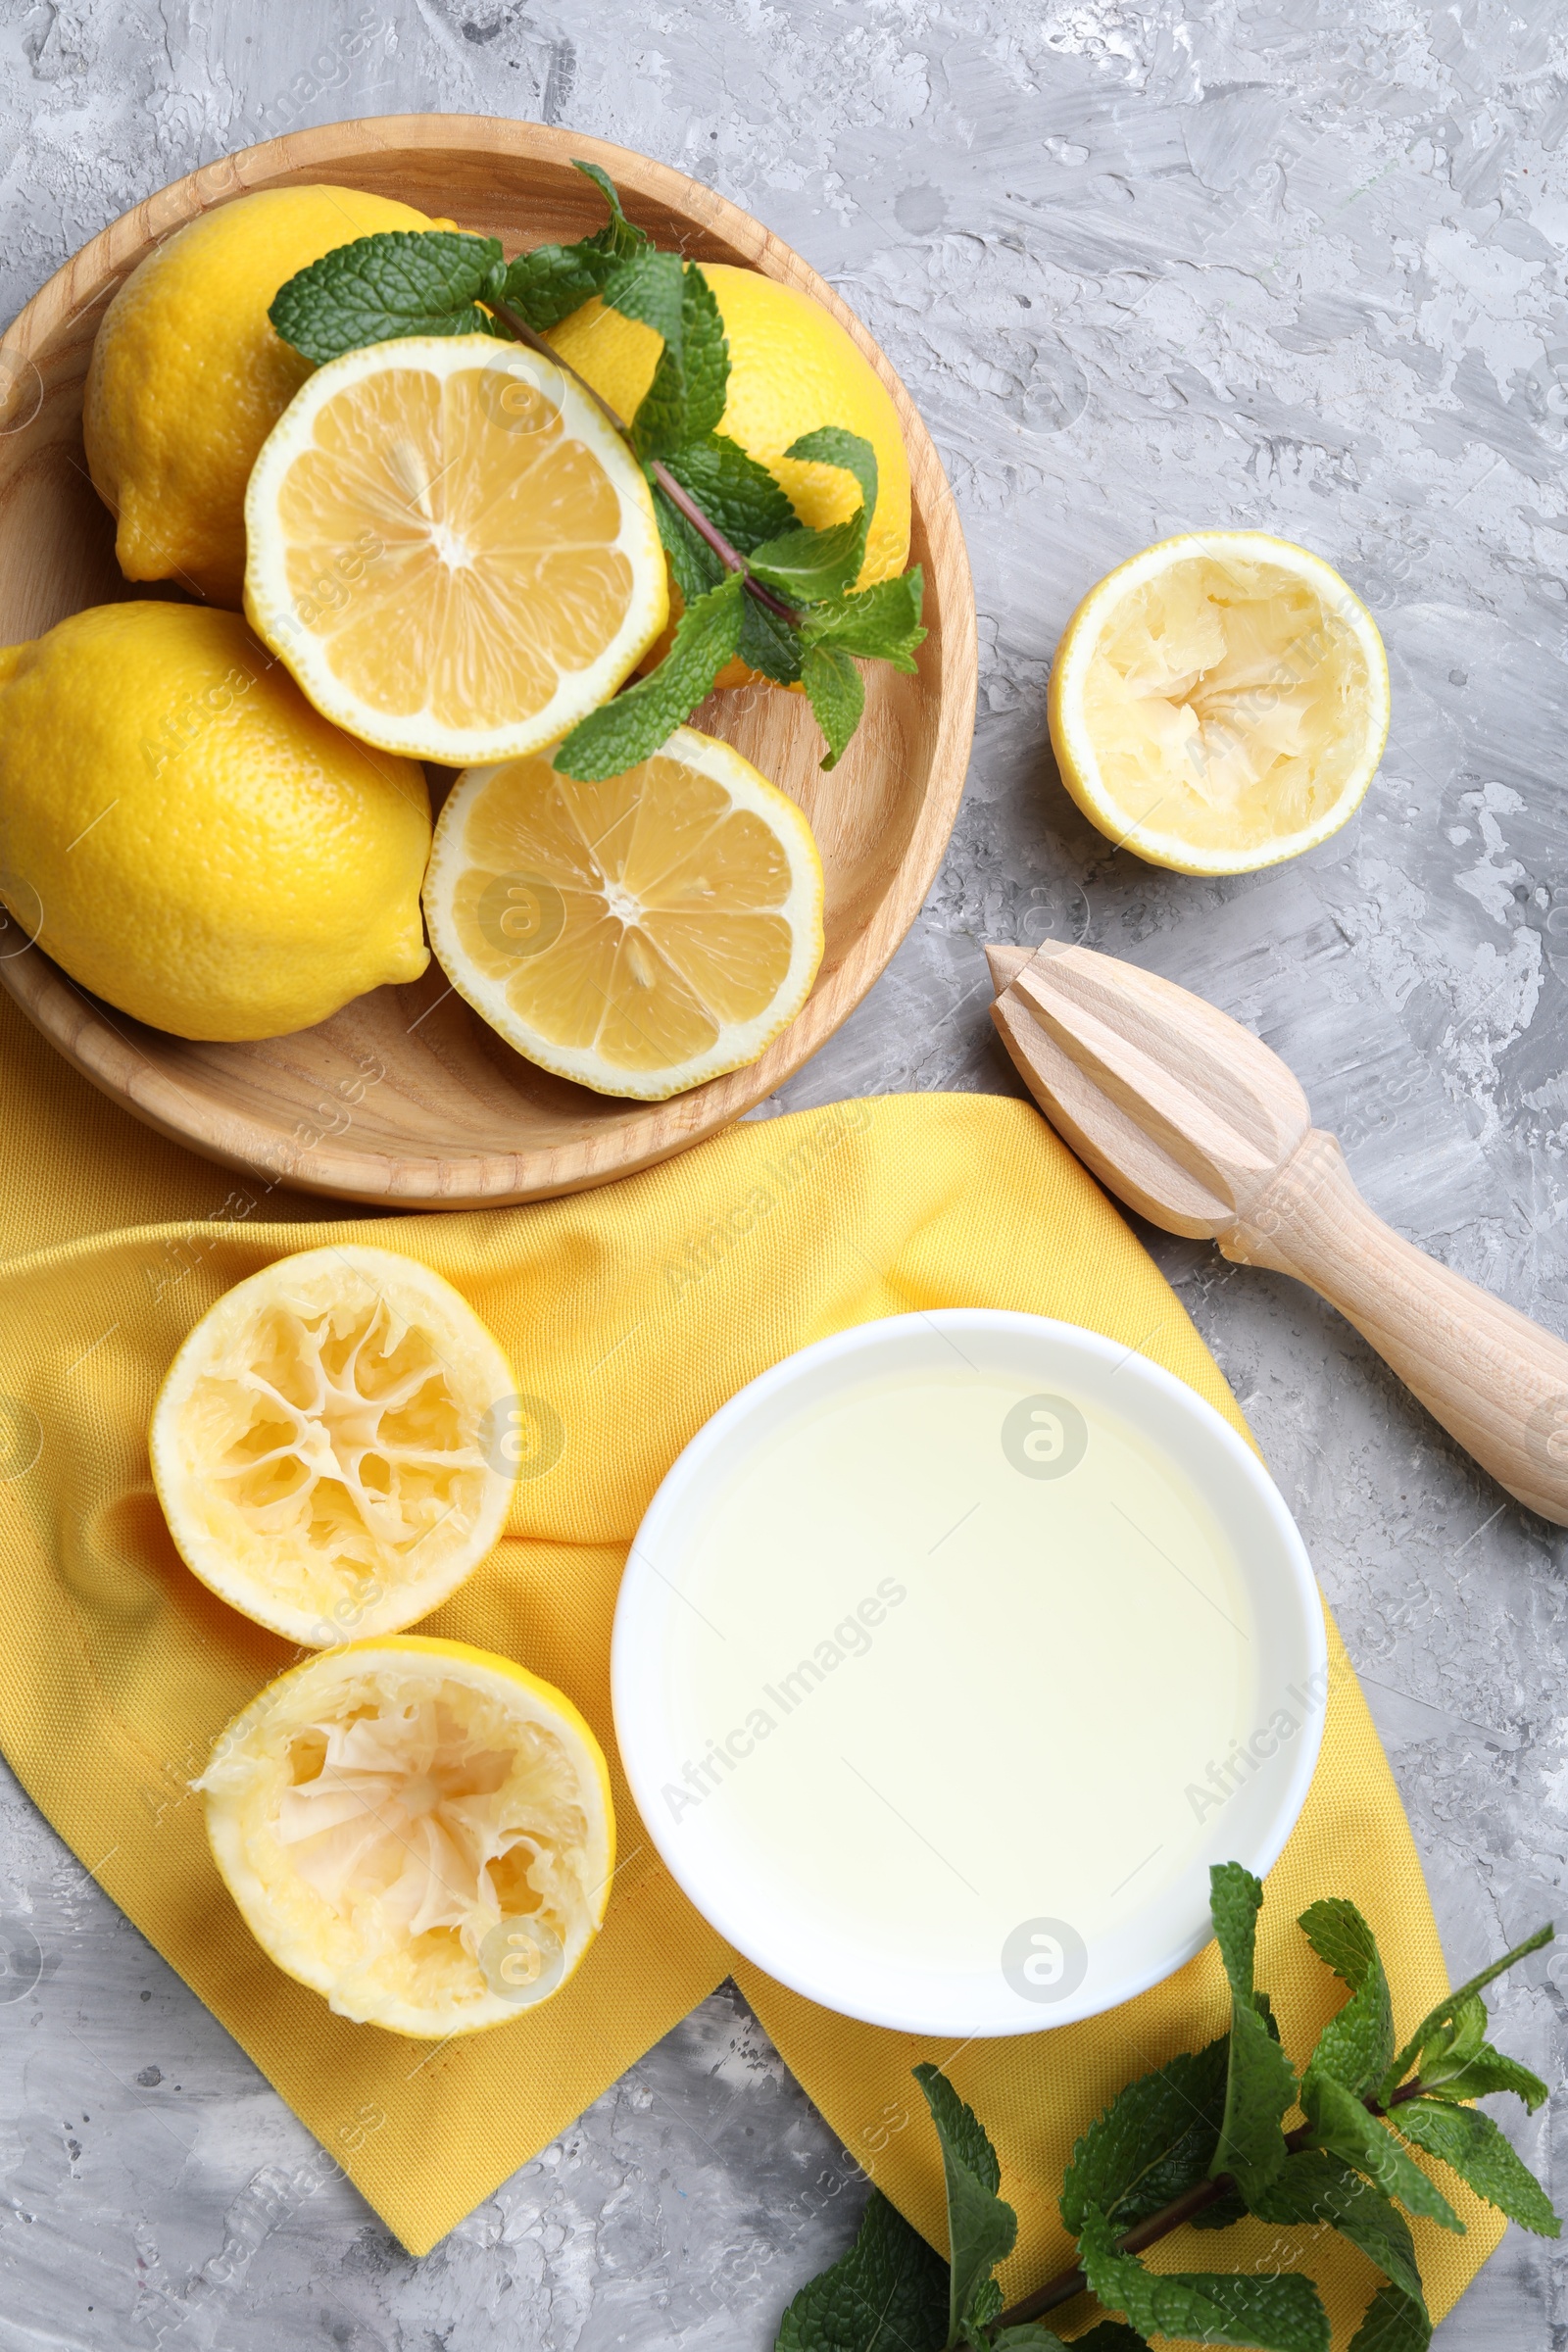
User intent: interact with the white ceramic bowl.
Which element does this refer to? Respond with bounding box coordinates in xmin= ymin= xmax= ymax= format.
xmin=612 ymin=1310 xmax=1325 ymax=2035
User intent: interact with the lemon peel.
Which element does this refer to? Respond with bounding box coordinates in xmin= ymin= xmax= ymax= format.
xmin=1048 ymin=531 xmax=1390 ymax=876
xmin=200 ymin=1637 xmax=614 ymax=2036
xmin=0 ymin=602 xmax=429 ymax=1041
xmin=151 ymin=1246 xmax=518 ymax=1646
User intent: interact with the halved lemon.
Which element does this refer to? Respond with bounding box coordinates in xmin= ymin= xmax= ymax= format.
xmin=150 ymin=1246 xmax=518 ymax=1647
xmin=243 ymin=335 xmax=668 ymax=763
xmin=421 ymin=725 xmax=825 ymax=1101
xmin=199 ymin=1637 xmax=614 ymax=2036
xmin=1049 ymin=531 xmax=1390 ymax=874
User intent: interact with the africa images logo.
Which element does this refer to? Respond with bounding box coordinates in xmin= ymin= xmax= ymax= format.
xmin=1184 ymin=1661 xmax=1333 ymax=1821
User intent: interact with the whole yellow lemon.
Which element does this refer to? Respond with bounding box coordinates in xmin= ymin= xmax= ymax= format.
xmin=0 ymin=602 xmax=431 ymax=1041
xmin=546 ymin=264 xmax=911 ymax=684
xmin=83 ymin=185 xmax=439 ymax=608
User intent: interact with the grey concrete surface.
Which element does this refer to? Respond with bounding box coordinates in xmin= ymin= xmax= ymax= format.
xmin=0 ymin=1 xmax=1565 ymax=2344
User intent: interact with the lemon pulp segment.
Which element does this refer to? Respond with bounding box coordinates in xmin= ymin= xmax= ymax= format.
xmin=200 ymin=1638 xmax=614 ymax=2035
xmin=244 ymin=337 xmax=668 ymax=762
xmin=151 ymin=1247 xmax=517 ymax=1646
xmin=421 ymin=726 xmax=825 ymax=1101
xmin=1050 ymin=533 xmax=1389 ymax=874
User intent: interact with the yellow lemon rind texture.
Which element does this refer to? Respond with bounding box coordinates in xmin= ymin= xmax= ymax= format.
xmin=83 ymin=184 xmax=438 ymax=610
xmin=1048 ymin=529 xmax=1391 ymax=877
xmin=199 ymin=1636 xmax=614 ymax=2038
xmin=151 ymin=1246 xmax=518 ymax=1647
xmin=0 ymin=602 xmax=430 ymax=1041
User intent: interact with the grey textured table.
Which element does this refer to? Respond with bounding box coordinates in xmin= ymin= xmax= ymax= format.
xmin=0 ymin=4 xmax=1563 ymax=2345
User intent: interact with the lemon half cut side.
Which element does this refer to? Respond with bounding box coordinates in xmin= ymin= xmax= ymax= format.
xmin=151 ymin=1246 xmax=519 ymax=1647
xmin=1049 ymin=531 xmax=1391 ymax=875
xmin=244 ymin=335 xmax=668 ymax=763
xmin=421 ymin=725 xmax=826 ymax=1102
xmin=199 ymin=1637 xmax=615 ymax=2036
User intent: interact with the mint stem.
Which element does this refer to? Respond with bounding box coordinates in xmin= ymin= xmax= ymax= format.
xmin=992 ymin=2078 xmax=1431 ymax=2332
xmin=487 ymin=296 xmax=801 ymax=626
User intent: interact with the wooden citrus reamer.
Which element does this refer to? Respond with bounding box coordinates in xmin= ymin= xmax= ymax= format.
xmin=988 ymin=938 xmax=1568 ymax=1525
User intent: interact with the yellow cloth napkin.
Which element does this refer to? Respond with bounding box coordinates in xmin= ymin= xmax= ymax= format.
xmin=0 ymin=998 xmax=1501 ymax=2340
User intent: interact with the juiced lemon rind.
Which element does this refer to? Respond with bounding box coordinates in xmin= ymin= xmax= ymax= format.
xmin=200 ymin=1636 xmax=614 ymax=2036
xmin=151 ymin=1245 xmax=518 ymax=1647
xmin=1048 ymin=529 xmax=1391 ymax=877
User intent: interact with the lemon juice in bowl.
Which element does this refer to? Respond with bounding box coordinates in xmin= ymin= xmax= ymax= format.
xmin=612 ymin=1309 xmax=1326 ymax=2036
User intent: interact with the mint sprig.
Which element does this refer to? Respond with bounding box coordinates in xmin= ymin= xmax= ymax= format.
xmin=268 ymin=161 xmax=926 ymax=778
xmin=775 ymin=1869 xmax=1558 ymax=2352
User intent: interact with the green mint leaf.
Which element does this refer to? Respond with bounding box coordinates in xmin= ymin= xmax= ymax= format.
xmin=1347 ymin=2286 xmax=1432 ymax=2352
xmin=786 ymin=426 xmax=880 ymax=531
xmin=774 ymin=2187 xmax=950 ymax=2352
xmin=800 ymin=568 xmax=927 ymax=671
xmin=554 ymin=573 xmax=744 ymax=781
xmin=1299 ymin=1898 xmax=1395 ymax=2100
xmin=601 ymin=246 xmax=686 ymax=350
xmin=802 ymin=643 xmax=864 ymax=769
xmin=662 ymin=433 xmax=798 ymax=552
xmin=652 ymin=485 xmax=727 ymax=604
xmin=1077 ymin=2206 xmax=1329 ymax=2352
xmin=1419 ymin=2046 xmax=1550 ymax=2112
xmin=1250 ymin=2151 xmax=1425 ymax=2315
xmin=912 ymin=2063 xmax=1017 ymax=2350
xmin=1298 ymin=2075 xmax=1463 ymax=2233
xmin=1378 ymin=1924 xmax=1552 ymax=2103
xmin=1058 ymin=2035 xmax=1228 ymax=2235
xmin=632 ymin=261 xmax=729 ymax=460
xmin=963 ymin=2276 xmax=1004 ymax=2343
xmin=1406 ymin=1991 xmax=1486 ymax=2082
xmin=1297 ymin=1897 xmax=1382 ymax=1987
xmin=1406 ymin=1990 xmax=1548 ymax=2109
xmin=571 ymin=159 xmax=651 ymax=258
xmin=1210 ymin=1861 xmax=1274 ymax=2009
xmin=1208 ymin=1863 xmax=1297 ymax=2199
xmin=738 ymin=589 xmax=805 ymax=685
xmin=270 ymin=230 xmax=504 ymax=363
xmin=750 ymin=515 xmax=869 ymax=603
xmin=501 ymin=241 xmax=619 ymax=331
xmin=989 ymin=2331 xmax=1072 ymax=2350
xmin=1393 ymin=2098 xmax=1560 ymax=2237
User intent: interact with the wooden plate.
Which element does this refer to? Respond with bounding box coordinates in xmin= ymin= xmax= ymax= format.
xmin=0 ymin=115 xmax=976 ymax=1207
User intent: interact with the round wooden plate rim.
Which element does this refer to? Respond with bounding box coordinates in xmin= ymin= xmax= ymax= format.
xmin=0 ymin=114 xmax=977 ymax=1206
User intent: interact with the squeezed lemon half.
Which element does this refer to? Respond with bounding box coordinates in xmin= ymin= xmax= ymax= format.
xmin=243 ymin=335 xmax=668 ymax=763
xmin=1049 ymin=531 xmax=1390 ymax=874
xmin=151 ymin=1247 xmax=518 ymax=1647
xmin=421 ymin=725 xmax=825 ymax=1101
xmin=200 ymin=1637 xmax=614 ymax=2036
